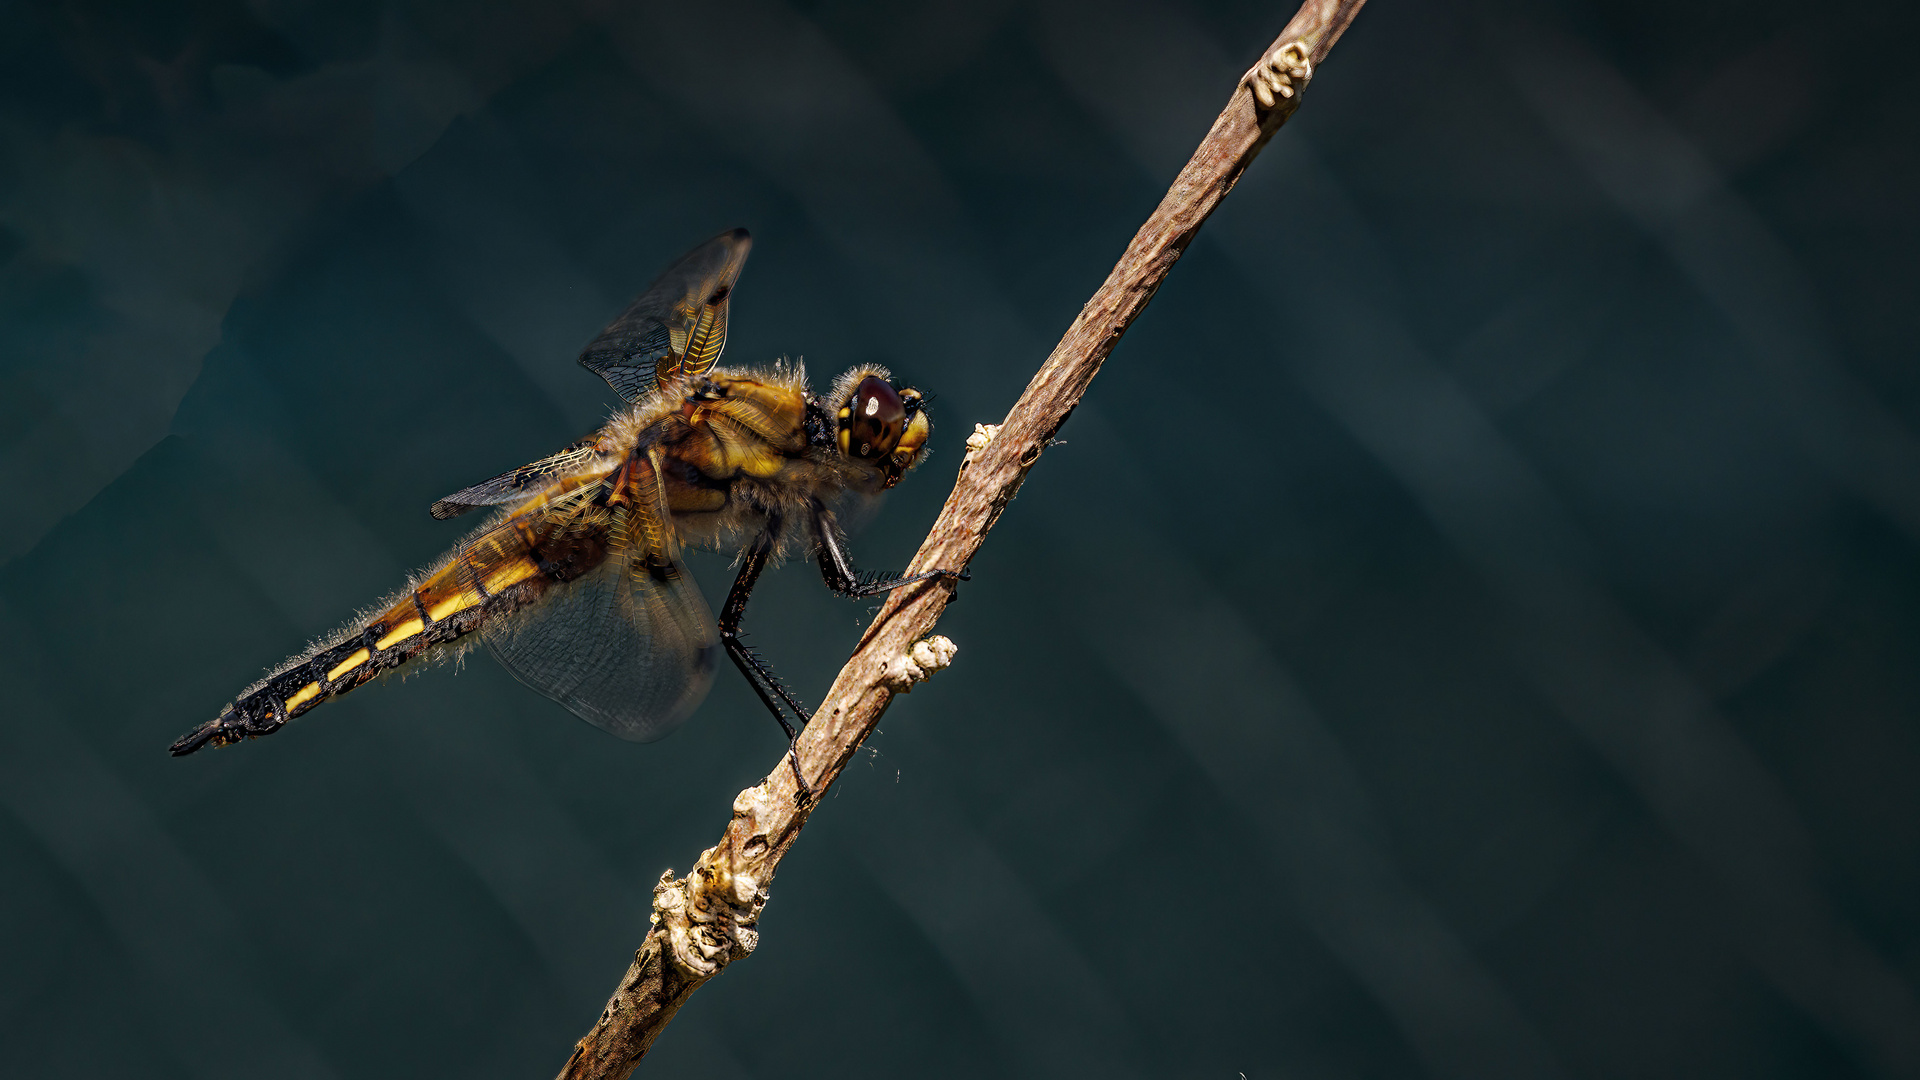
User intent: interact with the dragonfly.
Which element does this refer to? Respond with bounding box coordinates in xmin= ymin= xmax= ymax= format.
xmin=170 ymin=228 xmax=964 ymax=795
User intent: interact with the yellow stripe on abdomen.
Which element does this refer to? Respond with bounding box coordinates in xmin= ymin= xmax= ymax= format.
xmin=361 ymin=555 xmax=545 ymax=651
xmin=285 ymin=682 xmax=322 ymax=710
xmin=420 ymin=558 xmax=543 ymax=621
xmin=327 ymin=648 xmax=370 ymax=682
xmin=375 ymin=618 xmax=424 ymax=651
xmin=426 ymin=591 xmax=482 ymax=623
xmin=483 ymin=558 xmax=541 ymax=596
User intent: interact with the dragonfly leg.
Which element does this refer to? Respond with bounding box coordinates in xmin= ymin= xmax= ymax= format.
xmin=812 ymin=501 xmax=969 ymax=599
xmin=721 ymin=518 xmax=815 ymax=803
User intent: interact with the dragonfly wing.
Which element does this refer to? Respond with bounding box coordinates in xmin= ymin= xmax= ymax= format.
xmin=579 ymin=228 xmax=751 ymax=403
xmin=482 ymin=451 xmax=717 ymax=742
xmin=430 ymin=440 xmax=601 ymax=519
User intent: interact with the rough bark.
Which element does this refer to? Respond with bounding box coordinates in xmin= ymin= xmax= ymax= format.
xmin=556 ymin=3 xmax=1369 ymax=1075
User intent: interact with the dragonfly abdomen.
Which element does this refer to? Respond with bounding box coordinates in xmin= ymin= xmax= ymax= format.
xmin=171 ymin=527 xmax=586 ymax=755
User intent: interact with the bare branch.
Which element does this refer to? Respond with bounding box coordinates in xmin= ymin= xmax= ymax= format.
xmin=556 ymin=3 xmax=1369 ymax=1075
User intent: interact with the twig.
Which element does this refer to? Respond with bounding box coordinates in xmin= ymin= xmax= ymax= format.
xmin=556 ymin=3 xmax=1368 ymax=1076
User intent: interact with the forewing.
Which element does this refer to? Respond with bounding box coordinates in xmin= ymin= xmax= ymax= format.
xmin=430 ymin=440 xmax=601 ymax=519
xmin=482 ymin=452 xmax=717 ymax=741
xmin=579 ymin=228 xmax=751 ymax=403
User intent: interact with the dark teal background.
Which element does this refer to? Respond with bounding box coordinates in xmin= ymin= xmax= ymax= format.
xmin=4 ymin=0 xmax=1919 ymax=1077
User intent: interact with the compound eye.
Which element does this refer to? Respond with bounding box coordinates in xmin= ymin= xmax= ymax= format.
xmin=839 ymin=376 xmax=906 ymax=462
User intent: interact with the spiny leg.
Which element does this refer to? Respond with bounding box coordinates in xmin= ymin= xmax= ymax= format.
xmin=812 ymin=500 xmax=969 ymax=599
xmin=722 ymin=506 xmax=970 ymax=804
xmin=722 ymin=533 xmax=814 ymax=728
xmin=720 ymin=517 xmax=815 ymax=802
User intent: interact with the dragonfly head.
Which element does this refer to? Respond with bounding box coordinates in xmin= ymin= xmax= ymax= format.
xmin=835 ymin=371 xmax=931 ymax=489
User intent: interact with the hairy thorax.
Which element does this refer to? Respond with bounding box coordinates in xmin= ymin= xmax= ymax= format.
xmin=608 ymin=366 xmax=883 ymax=557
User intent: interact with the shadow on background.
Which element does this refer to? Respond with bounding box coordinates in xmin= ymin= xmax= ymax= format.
xmin=2 ymin=0 xmax=1917 ymax=1077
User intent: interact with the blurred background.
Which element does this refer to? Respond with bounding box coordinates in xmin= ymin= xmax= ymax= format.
xmin=3 ymin=0 xmax=1918 ymax=1077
